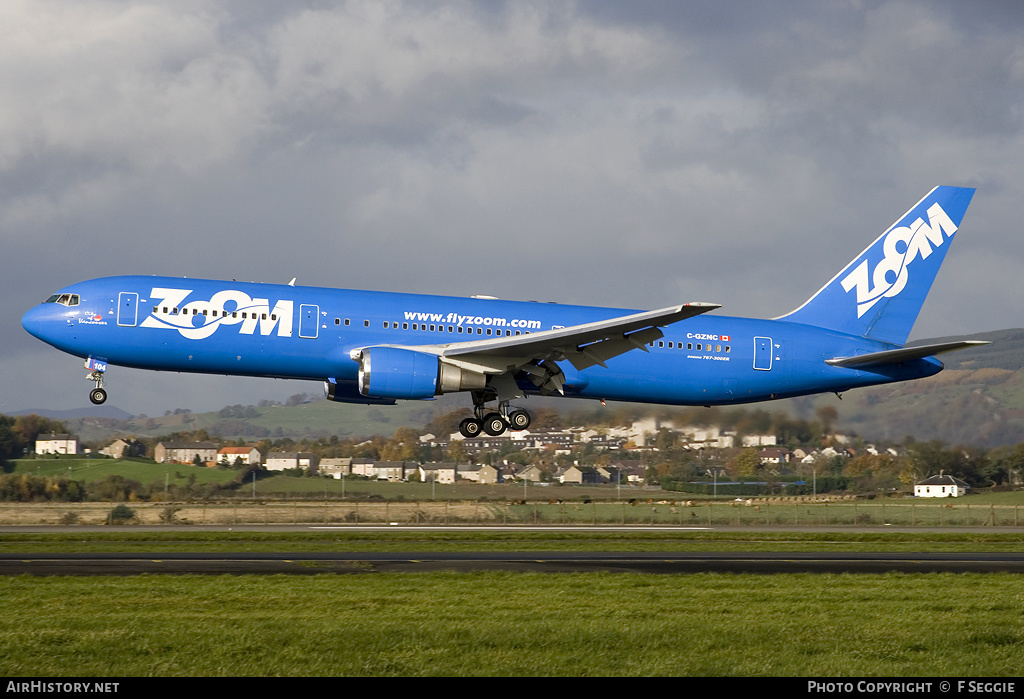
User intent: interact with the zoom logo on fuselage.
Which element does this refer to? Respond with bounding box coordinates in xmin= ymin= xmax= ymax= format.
xmin=139 ymin=288 xmax=293 ymax=340
xmin=840 ymin=203 xmax=958 ymax=318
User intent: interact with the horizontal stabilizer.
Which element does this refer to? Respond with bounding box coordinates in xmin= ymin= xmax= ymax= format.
xmin=826 ymin=340 xmax=990 ymax=368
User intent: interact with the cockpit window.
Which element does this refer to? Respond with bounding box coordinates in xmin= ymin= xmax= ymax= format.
xmin=44 ymin=293 xmax=79 ymax=306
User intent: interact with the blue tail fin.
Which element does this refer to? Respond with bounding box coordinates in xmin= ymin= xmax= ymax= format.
xmin=778 ymin=186 xmax=975 ymax=345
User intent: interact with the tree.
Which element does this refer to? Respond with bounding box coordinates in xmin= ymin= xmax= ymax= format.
xmin=381 ymin=426 xmax=420 ymax=462
xmin=731 ymin=448 xmax=762 ymax=479
xmin=446 ymin=439 xmax=467 ymax=464
xmin=108 ymin=504 xmax=136 ymax=524
xmin=13 ymin=414 xmax=66 ymax=449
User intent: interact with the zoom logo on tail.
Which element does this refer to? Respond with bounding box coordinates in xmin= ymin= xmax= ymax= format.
xmin=780 ymin=186 xmax=975 ymax=346
xmin=840 ymin=202 xmax=958 ymax=318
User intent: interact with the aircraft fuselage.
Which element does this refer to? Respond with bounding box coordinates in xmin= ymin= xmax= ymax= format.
xmin=21 ymin=274 xmax=939 ymax=407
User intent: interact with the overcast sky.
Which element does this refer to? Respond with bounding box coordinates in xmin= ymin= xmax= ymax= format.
xmin=3 ymin=0 xmax=1023 ymax=417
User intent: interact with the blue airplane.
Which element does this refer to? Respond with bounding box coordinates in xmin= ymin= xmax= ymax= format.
xmin=22 ymin=186 xmax=984 ymax=438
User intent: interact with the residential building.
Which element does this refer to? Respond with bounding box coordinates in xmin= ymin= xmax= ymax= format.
xmin=100 ymin=438 xmax=144 ymax=458
xmin=154 ymin=442 xmax=219 ymax=465
xmin=265 ymin=452 xmax=319 ymax=473
xmin=217 ymin=446 xmax=261 ymax=466
xmin=418 ymin=462 xmax=456 ymax=484
xmin=758 ymin=447 xmax=791 ymax=465
xmin=555 ymin=465 xmax=602 ymax=484
xmin=319 ymin=458 xmax=353 ymax=479
xmin=461 ymin=463 xmax=500 ymax=484
xmin=371 ymin=461 xmax=408 ymax=482
xmin=514 ymin=465 xmax=544 ymax=483
xmin=915 ymin=474 xmax=970 ymax=498
xmin=35 ymin=433 xmax=79 ymax=455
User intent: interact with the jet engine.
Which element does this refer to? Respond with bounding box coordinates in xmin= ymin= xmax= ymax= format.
xmin=356 ymin=347 xmax=486 ymax=400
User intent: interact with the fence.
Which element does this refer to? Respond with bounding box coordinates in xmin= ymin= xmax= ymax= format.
xmin=0 ymin=498 xmax=1021 ymax=527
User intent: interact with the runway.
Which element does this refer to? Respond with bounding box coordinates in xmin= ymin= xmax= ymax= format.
xmin=3 ymin=551 xmax=1024 ymax=575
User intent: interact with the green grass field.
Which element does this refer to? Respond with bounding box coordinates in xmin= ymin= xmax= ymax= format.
xmin=2 ymin=531 xmax=1022 ymax=676
xmin=11 ymin=458 xmax=236 ymax=487
xmin=0 ymin=571 xmax=1021 ymax=676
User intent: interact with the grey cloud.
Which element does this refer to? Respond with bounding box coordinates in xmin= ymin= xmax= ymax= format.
xmin=3 ymin=0 xmax=1023 ymax=415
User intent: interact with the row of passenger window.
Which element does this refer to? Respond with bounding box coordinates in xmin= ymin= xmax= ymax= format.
xmin=326 ymin=314 xmax=721 ymax=351
xmin=331 ymin=317 xmax=529 ymax=337
xmin=651 ymin=340 xmax=732 ymax=353
xmin=325 ymin=314 xmax=726 ymax=350
xmin=153 ymin=307 xmax=277 ymax=321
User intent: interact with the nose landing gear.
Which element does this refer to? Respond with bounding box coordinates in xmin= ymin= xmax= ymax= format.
xmin=85 ymin=358 xmax=107 ymax=405
xmin=89 ymin=385 xmax=107 ymax=405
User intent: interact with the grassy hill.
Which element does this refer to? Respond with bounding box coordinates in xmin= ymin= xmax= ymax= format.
xmin=778 ymin=329 xmax=1024 ymax=447
xmin=55 ymin=393 xmax=466 ymax=447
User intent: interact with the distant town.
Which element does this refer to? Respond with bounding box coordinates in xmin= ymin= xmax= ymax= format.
xmin=21 ymin=403 xmax=1021 ymax=498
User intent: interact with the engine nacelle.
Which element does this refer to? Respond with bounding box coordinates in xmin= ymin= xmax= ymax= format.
xmin=357 ymin=347 xmax=486 ymax=400
xmin=324 ymin=378 xmax=396 ymax=405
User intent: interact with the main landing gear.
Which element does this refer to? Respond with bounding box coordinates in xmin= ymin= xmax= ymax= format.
xmin=458 ymin=392 xmax=532 ymax=438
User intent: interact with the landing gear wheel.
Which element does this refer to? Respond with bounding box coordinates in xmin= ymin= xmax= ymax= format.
xmin=507 ymin=409 xmax=531 ymax=431
xmin=482 ymin=412 xmax=508 ymax=436
xmin=89 ymin=388 xmax=107 ymax=405
xmin=459 ymin=418 xmax=483 ymax=439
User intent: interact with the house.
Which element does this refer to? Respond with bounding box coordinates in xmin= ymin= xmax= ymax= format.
xmin=418 ymin=462 xmax=457 ymax=484
xmin=915 ymin=474 xmax=970 ymax=498
xmin=609 ymin=460 xmax=646 ymax=484
xmin=593 ymin=434 xmax=628 ymax=450
xmin=265 ymin=452 xmax=319 ymax=473
xmin=522 ymin=429 xmax=575 ymax=452
xmin=154 ymin=442 xmax=219 ymax=465
xmin=371 ymin=461 xmax=409 ymax=482
xmin=319 ymin=458 xmax=353 ymax=479
xmin=35 ymin=433 xmax=79 ymax=455
xmin=555 ymin=465 xmax=602 ymax=484
xmin=514 ymin=465 xmax=545 ymax=483
xmin=100 ymin=438 xmax=145 ymax=458
xmin=474 ymin=463 xmax=500 ymax=484
xmin=350 ymin=458 xmax=375 ymax=477
xmin=217 ymin=446 xmax=261 ymax=466
xmin=758 ymin=447 xmax=791 ymax=465
xmin=454 ymin=463 xmax=499 ymax=484
xmin=449 ymin=434 xmax=510 ymax=454
xmin=687 ymin=427 xmax=736 ymax=449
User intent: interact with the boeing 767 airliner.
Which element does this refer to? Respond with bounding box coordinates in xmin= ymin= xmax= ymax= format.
xmin=22 ymin=186 xmax=984 ymax=438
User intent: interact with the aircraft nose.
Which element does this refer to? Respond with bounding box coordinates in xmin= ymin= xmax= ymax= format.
xmin=21 ymin=305 xmax=49 ymax=341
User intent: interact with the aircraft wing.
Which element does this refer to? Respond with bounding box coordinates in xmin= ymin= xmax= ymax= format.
xmin=355 ymin=302 xmax=720 ymax=398
xmin=439 ymin=302 xmax=720 ymax=365
xmin=825 ymin=340 xmax=990 ymax=368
